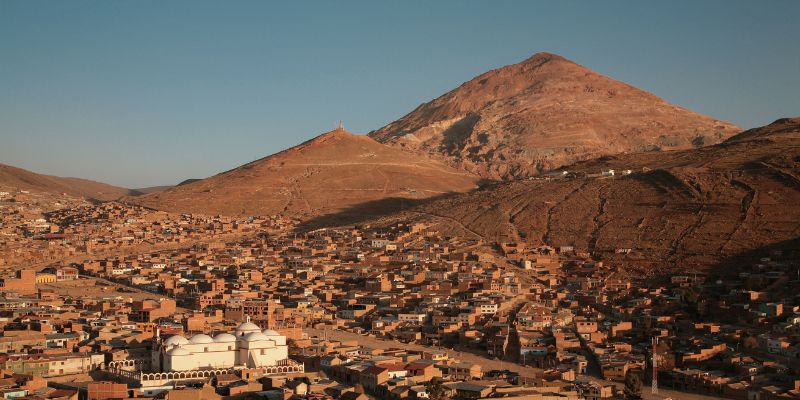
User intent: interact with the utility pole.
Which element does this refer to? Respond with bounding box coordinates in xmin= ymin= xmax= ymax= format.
xmin=652 ymin=336 xmax=658 ymax=395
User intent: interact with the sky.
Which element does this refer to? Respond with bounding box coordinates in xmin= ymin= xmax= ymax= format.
xmin=1 ymin=1 xmax=798 ymax=188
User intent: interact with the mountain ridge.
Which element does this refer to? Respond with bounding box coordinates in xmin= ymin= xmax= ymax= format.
xmin=0 ymin=163 xmax=137 ymax=201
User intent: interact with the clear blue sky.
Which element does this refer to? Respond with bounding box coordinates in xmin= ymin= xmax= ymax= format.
xmin=1 ymin=1 xmax=798 ymax=188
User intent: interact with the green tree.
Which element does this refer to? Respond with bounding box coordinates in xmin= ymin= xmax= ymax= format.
xmin=426 ymin=377 xmax=449 ymax=400
xmin=624 ymin=369 xmax=643 ymax=400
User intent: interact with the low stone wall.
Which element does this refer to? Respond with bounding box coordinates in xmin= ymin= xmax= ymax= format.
xmin=105 ymin=359 xmax=305 ymax=388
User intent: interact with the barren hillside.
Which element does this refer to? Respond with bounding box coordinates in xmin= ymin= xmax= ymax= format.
xmin=372 ymin=118 xmax=800 ymax=270
xmin=371 ymin=52 xmax=740 ymax=180
xmin=127 ymin=127 xmax=481 ymax=218
xmin=0 ymin=163 xmax=136 ymax=201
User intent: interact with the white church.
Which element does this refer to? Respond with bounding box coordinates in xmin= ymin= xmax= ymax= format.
xmin=152 ymin=320 xmax=291 ymax=372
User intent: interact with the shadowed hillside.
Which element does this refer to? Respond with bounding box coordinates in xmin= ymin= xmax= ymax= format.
xmin=365 ymin=118 xmax=800 ymax=270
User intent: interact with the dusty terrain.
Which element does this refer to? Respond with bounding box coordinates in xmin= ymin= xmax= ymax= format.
xmin=370 ymin=118 xmax=800 ymax=271
xmin=0 ymin=162 xmax=136 ymax=201
xmin=370 ymin=52 xmax=740 ymax=180
xmin=38 ymin=276 xmax=163 ymax=304
xmin=127 ymin=127 xmax=480 ymax=218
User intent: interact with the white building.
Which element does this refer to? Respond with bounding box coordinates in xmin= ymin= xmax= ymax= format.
xmin=398 ymin=313 xmax=428 ymax=325
xmin=152 ymin=321 xmax=290 ymax=372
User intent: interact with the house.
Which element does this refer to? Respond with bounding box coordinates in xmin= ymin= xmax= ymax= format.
xmin=359 ymin=365 xmax=389 ymax=390
xmin=0 ymin=270 xmax=36 ymax=295
xmin=451 ymin=382 xmax=492 ymax=399
xmin=285 ymin=380 xmax=308 ymax=396
xmin=440 ymin=362 xmax=482 ymax=380
xmin=339 ymin=392 xmax=368 ymax=400
xmin=405 ymin=362 xmax=440 ymax=379
xmin=56 ymin=267 xmax=79 ymax=281
xmin=163 ymin=384 xmax=221 ymax=400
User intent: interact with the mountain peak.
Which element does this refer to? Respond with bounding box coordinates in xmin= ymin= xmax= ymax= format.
xmin=725 ymin=116 xmax=800 ymax=143
xmin=767 ymin=116 xmax=800 ymax=127
xmin=519 ymin=51 xmax=570 ymax=65
xmin=301 ymin=125 xmax=372 ymax=148
xmin=319 ymin=125 xmax=354 ymax=138
xmin=370 ymin=52 xmax=740 ymax=180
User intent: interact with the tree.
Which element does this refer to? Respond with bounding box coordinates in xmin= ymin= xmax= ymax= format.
xmin=655 ymin=340 xmax=676 ymax=371
xmin=624 ymin=369 xmax=643 ymax=400
xmin=742 ymin=335 xmax=759 ymax=350
xmin=425 ymin=377 xmax=449 ymax=400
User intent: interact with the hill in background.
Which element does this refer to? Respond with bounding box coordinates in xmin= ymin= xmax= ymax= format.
xmin=127 ymin=127 xmax=481 ymax=219
xmin=371 ymin=52 xmax=740 ymax=180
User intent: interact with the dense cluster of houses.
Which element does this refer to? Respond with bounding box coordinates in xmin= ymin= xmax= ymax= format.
xmin=0 ymin=193 xmax=287 ymax=268
xmin=1 ymin=193 xmax=800 ymax=399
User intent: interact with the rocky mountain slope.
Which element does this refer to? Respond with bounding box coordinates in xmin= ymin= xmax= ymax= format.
xmin=375 ymin=118 xmax=800 ymax=270
xmin=370 ymin=52 xmax=740 ymax=180
xmin=127 ymin=127 xmax=480 ymax=218
xmin=0 ymin=163 xmax=136 ymax=201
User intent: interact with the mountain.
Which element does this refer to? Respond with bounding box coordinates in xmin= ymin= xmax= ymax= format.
xmin=131 ymin=185 xmax=172 ymax=195
xmin=177 ymin=179 xmax=201 ymax=186
xmin=127 ymin=127 xmax=481 ymax=218
xmin=375 ymin=118 xmax=800 ymax=270
xmin=0 ymin=163 xmax=136 ymax=201
xmin=370 ymin=52 xmax=740 ymax=180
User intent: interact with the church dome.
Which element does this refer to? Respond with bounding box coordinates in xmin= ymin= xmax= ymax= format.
xmin=262 ymin=329 xmax=281 ymax=336
xmin=166 ymin=346 xmax=191 ymax=356
xmin=164 ymin=335 xmax=189 ymax=347
xmin=235 ymin=321 xmax=262 ymax=335
xmin=213 ymin=333 xmax=237 ymax=343
xmin=189 ymin=334 xmax=214 ymax=344
xmin=242 ymin=331 xmax=269 ymax=342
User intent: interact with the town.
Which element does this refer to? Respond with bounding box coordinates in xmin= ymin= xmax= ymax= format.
xmin=6 ymin=0 xmax=800 ymax=398
xmin=1 ymin=187 xmax=799 ymax=400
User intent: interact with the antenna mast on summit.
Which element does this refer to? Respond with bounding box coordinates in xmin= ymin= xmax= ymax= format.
xmin=337 ymin=120 xmax=344 ymax=130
